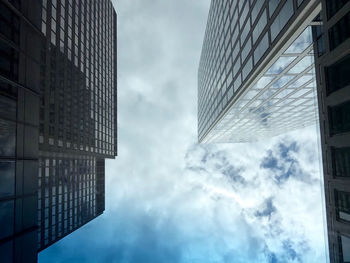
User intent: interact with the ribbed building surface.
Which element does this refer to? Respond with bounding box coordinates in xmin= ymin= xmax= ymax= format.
xmin=0 ymin=0 xmax=117 ymax=262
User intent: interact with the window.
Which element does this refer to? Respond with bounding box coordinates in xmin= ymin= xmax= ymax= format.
xmin=335 ymin=190 xmax=350 ymax=222
xmin=329 ymin=11 xmax=350 ymax=51
xmin=241 ymin=37 xmax=251 ymax=62
xmin=332 ymin=147 xmax=350 ymax=178
xmin=0 ymin=118 xmax=16 ymax=157
xmin=241 ymin=20 xmax=250 ymax=44
xmin=0 ymin=94 xmax=16 ymax=121
xmin=0 ymin=2 xmax=20 ymax=44
xmin=253 ymin=9 xmax=267 ymax=44
xmin=239 ymin=1 xmax=250 ymax=28
xmin=254 ymin=32 xmax=269 ymax=64
xmin=326 ymin=0 xmax=350 ymax=19
xmin=0 ymin=240 xmax=13 ymax=263
xmin=0 ymin=41 xmax=19 ymax=81
xmin=232 ymin=52 xmax=241 ymax=75
xmin=329 ymin=101 xmax=350 ymax=135
xmin=270 ymin=0 xmax=294 ymax=41
xmin=326 ymin=54 xmax=350 ymax=95
xmin=297 ymin=0 xmax=304 ymax=6
xmin=242 ymin=57 xmax=253 ymax=81
xmin=312 ymin=22 xmax=325 ymax=57
xmin=0 ymin=200 xmax=14 ymax=239
xmin=339 ymin=235 xmax=350 ymax=263
xmin=269 ymin=0 xmax=281 ymax=17
xmin=0 ymin=161 xmax=15 ymax=198
xmin=251 ymin=0 xmax=264 ymax=24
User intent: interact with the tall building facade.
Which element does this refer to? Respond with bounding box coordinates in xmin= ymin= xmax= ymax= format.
xmin=37 ymin=0 xmax=116 ymax=251
xmin=0 ymin=0 xmax=117 ymax=262
xmin=198 ymin=0 xmax=321 ymax=143
xmin=313 ymin=1 xmax=350 ymax=262
xmin=198 ymin=0 xmax=350 ymax=262
xmin=0 ymin=0 xmax=42 ymax=262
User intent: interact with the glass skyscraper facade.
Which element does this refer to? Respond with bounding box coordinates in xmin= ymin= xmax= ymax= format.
xmin=39 ymin=0 xmax=117 ymax=157
xmin=0 ymin=0 xmax=117 ymax=262
xmin=201 ymin=26 xmax=319 ymax=143
xmin=37 ymin=0 xmax=116 ymax=251
xmin=37 ymin=155 xmax=105 ymax=251
xmin=0 ymin=1 xmax=42 ymax=262
xmin=198 ymin=0 xmax=321 ymax=143
xmin=199 ymin=0 xmax=350 ymax=262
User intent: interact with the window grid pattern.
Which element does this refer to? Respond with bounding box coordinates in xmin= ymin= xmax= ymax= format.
xmin=37 ymin=155 xmax=100 ymax=249
xmin=40 ymin=0 xmax=116 ymax=157
xmin=202 ymin=27 xmax=318 ymax=143
xmin=198 ymin=0 xmax=314 ymax=142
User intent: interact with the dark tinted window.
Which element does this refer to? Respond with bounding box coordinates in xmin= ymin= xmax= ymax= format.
xmin=0 ymin=80 xmax=17 ymax=99
xmin=7 ymin=0 xmax=21 ymax=10
xmin=0 ymin=2 xmax=20 ymax=43
xmin=339 ymin=234 xmax=350 ymax=262
xmin=0 ymin=240 xmax=13 ymax=263
xmin=312 ymin=17 xmax=326 ymax=57
xmin=329 ymin=101 xmax=350 ymax=135
xmin=326 ymin=54 xmax=350 ymax=94
xmin=0 ymin=161 xmax=15 ymax=198
xmin=0 ymin=41 xmax=19 ymax=81
xmin=0 ymin=95 xmax=16 ymax=120
xmin=333 ymin=147 xmax=350 ymax=178
xmin=329 ymin=11 xmax=350 ymax=51
xmin=326 ymin=0 xmax=350 ymax=19
xmin=0 ymin=118 xmax=16 ymax=157
xmin=22 ymin=196 xmax=37 ymax=229
xmin=335 ymin=190 xmax=350 ymax=223
xmin=0 ymin=200 xmax=14 ymax=239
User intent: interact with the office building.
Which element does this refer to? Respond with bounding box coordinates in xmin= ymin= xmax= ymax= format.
xmin=198 ymin=0 xmax=321 ymax=143
xmin=0 ymin=0 xmax=42 ymax=262
xmin=37 ymin=0 xmax=117 ymax=251
xmin=198 ymin=0 xmax=350 ymax=262
xmin=0 ymin=0 xmax=117 ymax=262
xmin=313 ymin=1 xmax=350 ymax=262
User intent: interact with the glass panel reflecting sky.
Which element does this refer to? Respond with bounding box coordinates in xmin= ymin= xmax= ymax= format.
xmin=202 ymin=27 xmax=318 ymax=143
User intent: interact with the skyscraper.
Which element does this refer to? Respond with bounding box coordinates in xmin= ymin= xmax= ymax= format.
xmin=0 ymin=0 xmax=117 ymax=262
xmin=198 ymin=0 xmax=350 ymax=262
xmin=37 ymin=0 xmax=117 ymax=251
xmin=198 ymin=0 xmax=321 ymax=143
xmin=0 ymin=0 xmax=42 ymax=262
xmin=313 ymin=1 xmax=350 ymax=262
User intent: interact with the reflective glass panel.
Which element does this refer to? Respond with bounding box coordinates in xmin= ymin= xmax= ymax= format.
xmin=0 ymin=200 xmax=14 ymax=239
xmin=340 ymin=235 xmax=350 ymax=262
xmin=0 ymin=161 xmax=15 ymax=198
xmin=335 ymin=190 xmax=350 ymax=222
xmin=266 ymin=56 xmax=296 ymax=75
xmin=329 ymin=101 xmax=350 ymax=135
xmin=0 ymin=118 xmax=16 ymax=157
xmin=270 ymin=0 xmax=294 ymax=41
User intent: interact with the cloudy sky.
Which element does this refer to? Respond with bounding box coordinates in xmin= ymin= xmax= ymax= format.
xmin=39 ymin=1 xmax=328 ymax=262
